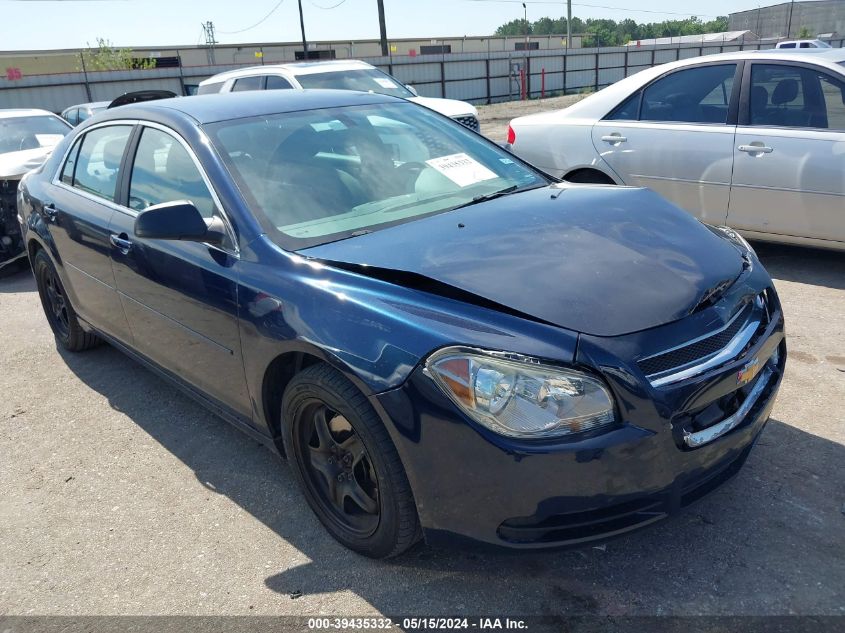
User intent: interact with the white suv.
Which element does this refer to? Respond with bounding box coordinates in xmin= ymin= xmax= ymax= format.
xmin=197 ymin=60 xmax=480 ymax=132
xmin=775 ymin=39 xmax=831 ymax=49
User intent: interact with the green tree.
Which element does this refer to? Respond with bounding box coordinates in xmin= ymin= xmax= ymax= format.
xmin=798 ymin=26 xmax=813 ymax=39
xmin=495 ymin=19 xmax=533 ymax=36
xmin=495 ymin=14 xmax=730 ymax=46
xmin=82 ymin=38 xmax=156 ymax=71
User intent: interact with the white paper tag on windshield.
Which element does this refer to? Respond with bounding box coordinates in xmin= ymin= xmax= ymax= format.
xmin=374 ymin=77 xmax=397 ymax=89
xmin=426 ymin=153 xmax=498 ymax=188
xmin=34 ymin=134 xmax=64 ymax=146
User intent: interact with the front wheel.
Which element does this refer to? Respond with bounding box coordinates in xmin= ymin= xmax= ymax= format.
xmin=281 ymin=363 xmax=421 ymax=558
xmin=33 ymin=249 xmax=100 ymax=352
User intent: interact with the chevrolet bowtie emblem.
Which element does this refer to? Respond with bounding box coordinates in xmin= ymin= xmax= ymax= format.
xmin=737 ymin=357 xmax=761 ymax=386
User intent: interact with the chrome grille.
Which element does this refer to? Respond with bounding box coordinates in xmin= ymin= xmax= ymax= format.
xmin=454 ymin=115 xmax=480 ymax=132
xmin=639 ymin=293 xmax=770 ymax=387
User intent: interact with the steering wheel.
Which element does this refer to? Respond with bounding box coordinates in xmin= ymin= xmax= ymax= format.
xmin=394 ymin=161 xmax=428 ymax=192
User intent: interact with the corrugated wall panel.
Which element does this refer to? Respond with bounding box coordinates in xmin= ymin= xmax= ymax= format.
xmin=0 ymin=84 xmax=88 ymax=111
xmin=598 ymin=67 xmax=625 ymax=86
xmin=444 ymin=78 xmax=487 ymax=101
xmin=444 ymin=60 xmax=486 ymax=81
xmin=679 ymin=47 xmax=703 ymax=59
xmin=389 ymin=62 xmax=441 ymax=84
xmin=627 ymin=65 xmax=651 ymax=77
xmin=565 ymin=70 xmax=596 ymax=90
xmin=654 ymin=49 xmax=678 ymax=63
xmin=530 ymin=55 xmax=564 ymax=73
xmin=489 ymin=76 xmax=516 ymax=100
xmin=598 ymin=52 xmax=625 ymax=69
xmin=566 ymin=54 xmax=595 ymax=71
xmin=627 ymin=50 xmax=652 ymax=65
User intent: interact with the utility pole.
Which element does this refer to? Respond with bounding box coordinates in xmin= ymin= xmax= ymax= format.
xmin=202 ymin=21 xmax=217 ymax=65
xmin=786 ymin=0 xmax=795 ymax=37
xmin=566 ymin=0 xmax=571 ymax=49
xmin=202 ymin=20 xmax=217 ymax=46
xmin=377 ymin=0 xmax=389 ymax=57
xmin=298 ymin=0 xmax=309 ymax=58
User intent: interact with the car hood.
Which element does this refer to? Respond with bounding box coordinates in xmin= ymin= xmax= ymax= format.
xmin=0 ymin=146 xmax=56 ymax=180
xmin=299 ymin=185 xmax=746 ymax=337
xmin=409 ymin=95 xmax=477 ymax=118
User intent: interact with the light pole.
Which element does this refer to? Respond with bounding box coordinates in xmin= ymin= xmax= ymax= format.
xmin=523 ymin=2 xmax=528 ymax=49
xmin=523 ymin=2 xmax=528 ymax=99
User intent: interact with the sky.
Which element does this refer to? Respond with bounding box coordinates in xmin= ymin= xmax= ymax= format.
xmin=2 ymin=0 xmax=756 ymax=51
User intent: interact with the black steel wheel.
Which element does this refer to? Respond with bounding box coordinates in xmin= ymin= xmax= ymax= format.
xmin=33 ymin=249 xmax=100 ymax=352
xmin=282 ymin=363 xmax=421 ymax=558
xmin=296 ymin=403 xmax=381 ymax=536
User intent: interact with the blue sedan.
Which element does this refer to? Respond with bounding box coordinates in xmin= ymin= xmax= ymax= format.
xmin=18 ymin=91 xmax=786 ymax=557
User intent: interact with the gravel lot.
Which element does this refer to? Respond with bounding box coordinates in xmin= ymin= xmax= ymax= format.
xmin=1 ymin=99 xmax=843 ymax=617
xmin=477 ymin=94 xmax=586 ymax=142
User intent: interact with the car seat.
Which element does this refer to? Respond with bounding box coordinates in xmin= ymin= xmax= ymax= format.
xmin=768 ymin=79 xmax=806 ymax=127
xmin=750 ymin=85 xmax=770 ymax=124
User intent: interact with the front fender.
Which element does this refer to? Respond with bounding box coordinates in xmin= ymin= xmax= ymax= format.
xmin=236 ymin=236 xmax=579 ymax=430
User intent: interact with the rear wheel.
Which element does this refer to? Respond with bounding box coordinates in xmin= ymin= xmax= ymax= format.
xmin=282 ymin=363 xmax=420 ymax=558
xmin=33 ymin=249 xmax=100 ymax=352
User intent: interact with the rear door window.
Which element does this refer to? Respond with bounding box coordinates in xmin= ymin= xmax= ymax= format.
xmin=69 ymin=125 xmax=133 ymax=202
xmin=265 ymin=75 xmax=293 ymax=90
xmin=232 ymin=76 xmax=264 ymax=92
xmin=748 ymin=64 xmax=845 ymax=129
xmin=197 ymin=81 xmax=225 ymax=95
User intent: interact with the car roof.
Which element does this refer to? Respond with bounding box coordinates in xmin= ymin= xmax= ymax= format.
xmin=710 ymin=48 xmax=845 ymax=64
xmin=94 ymin=89 xmax=402 ymax=125
xmin=199 ymin=60 xmax=374 ymax=84
xmin=62 ymin=101 xmax=110 ymax=113
xmin=0 ymin=108 xmax=59 ymax=119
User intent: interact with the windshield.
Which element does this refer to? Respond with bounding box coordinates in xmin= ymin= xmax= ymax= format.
xmin=0 ymin=115 xmax=70 ymax=155
xmin=296 ymin=69 xmax=415 ymax=98
xmin=207 ymin=102 xmax=547 ymax=249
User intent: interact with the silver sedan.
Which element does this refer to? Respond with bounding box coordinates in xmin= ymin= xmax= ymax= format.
xmin=507 ymin=49 xmax=845 ymax=251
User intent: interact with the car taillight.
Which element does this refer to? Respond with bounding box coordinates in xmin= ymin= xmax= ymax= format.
xmin=506 ymin=124 xmax=516 ymax=145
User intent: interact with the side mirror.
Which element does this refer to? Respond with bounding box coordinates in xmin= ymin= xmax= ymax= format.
xmin=134 ymin=201 xmax=222 ymax=245
xmin=405 ymin=84 xmax=418 ymax=96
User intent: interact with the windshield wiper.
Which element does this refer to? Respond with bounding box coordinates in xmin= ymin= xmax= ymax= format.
xmin=452 ymin=185 xmax=519 ymax=210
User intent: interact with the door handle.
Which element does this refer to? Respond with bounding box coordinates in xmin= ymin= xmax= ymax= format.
xmin=601 ymin=134 xmax=627 ymax=144
xmin=109 ymin=233 xmax=133 ymax=253
xmin=738 ymin=144 xmax=773 ymax=154
xmin=43 ymin=202 xmax=57 ymax=220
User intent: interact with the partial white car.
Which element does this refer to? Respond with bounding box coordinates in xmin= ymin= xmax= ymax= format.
xmin=0 ymin=109 xmax=71 ymax=271
xmin=507 ymin=49 xmax=845 ymax=251
xmin=775 ymin=39 xmax=831 ymax=49
xmin=197 ymin=60 xmax=480 ymax=132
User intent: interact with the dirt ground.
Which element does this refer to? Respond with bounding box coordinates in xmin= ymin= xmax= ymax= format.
xmin=0 ymin=98 xmax=843 ymax=617
xmin=477 ymin=94 xmax=586 ymax=142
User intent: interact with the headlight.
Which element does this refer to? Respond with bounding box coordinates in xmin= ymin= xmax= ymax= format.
xmin=714 ymin=225 xmax=755 ymax=255
xmin=425 ymin=347 xmax=616 ymax=439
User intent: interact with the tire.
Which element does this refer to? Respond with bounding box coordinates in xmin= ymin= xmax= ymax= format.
xmin=564 ymin=169 xmax=616 ymax=185
xmin=33 ymin=249 xmax=100 ymax=352
xmin=281 ymin=363 xmax=421 ymax=558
